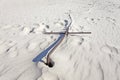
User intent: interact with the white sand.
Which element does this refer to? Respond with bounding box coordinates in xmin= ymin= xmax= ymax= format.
xmin=0 ymin=0 xmax=120 ymax=80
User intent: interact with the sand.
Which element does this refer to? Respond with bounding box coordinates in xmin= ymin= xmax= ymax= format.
xmin=0 ymin=0 xmax=120 ymax=80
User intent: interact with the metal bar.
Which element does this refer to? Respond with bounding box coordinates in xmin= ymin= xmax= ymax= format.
xmin=68 ymin=32 xmax=91 ymax=34
xmin=43 ymin=32 xmax=91 ymax=34
xmin=46 ymin=34 xmax=65 ymax=65
xmin=32 ymin=34 xmax=65 ymax=62
xmin=43 ymin=32 xmax=65 ymax=34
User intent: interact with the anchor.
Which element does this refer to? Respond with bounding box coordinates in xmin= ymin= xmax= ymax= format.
xmin=33 ymin=14 xmax=91 ymax=67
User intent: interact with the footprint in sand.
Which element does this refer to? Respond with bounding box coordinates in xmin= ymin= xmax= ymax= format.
xmin=8 ymin=46 xmax=18 ymax=58
xmin=0 ymin=40 xmax=16 ymax=55
xmin=34 ymin=23 xmax=50 ymax=34
xmin=1 ymin=40 xmax=18 ymax=57
xmin=27 ymin=42 xmax=39 ymax=51
xmin=20 ymin=27 xmax=31 ymax=35
xmin=100 ymin=44 xmax=119 ymax=55
xmin=27 ymin=38 xmax=46 ymax=51
xmin=0 ymin=44 xmax=8 ymax=54
xmin=70 ymin=37 xmax=84 ymax=46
